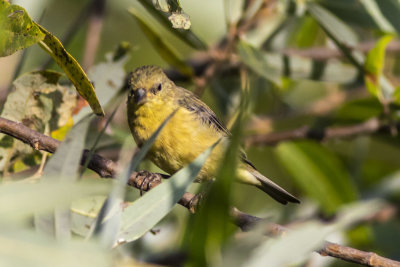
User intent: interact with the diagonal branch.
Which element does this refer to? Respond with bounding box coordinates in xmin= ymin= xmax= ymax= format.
xmin=0 ymin=116 xmax=399 ymax=267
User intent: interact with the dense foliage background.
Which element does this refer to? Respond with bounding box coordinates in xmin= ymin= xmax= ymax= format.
xmin=0 ymin=0 xmax=400 ymax=266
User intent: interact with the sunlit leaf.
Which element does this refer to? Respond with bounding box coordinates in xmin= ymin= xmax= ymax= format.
xmin=359 ymin=0 xmax=396 ymax=33
xmin=129 ymin=7 xmax=193 ymax=77
xmin=88 ymin=53 xmax=129 ymax=107
xmin=100 ymin=111 xmax=177 ymax=247
xmin=35 ymin=116 xmax=92 ymax=240
xmin=364 ymin=35 xmax=393 ymax=100
xmin=71 ymin=195 xmax=107 ymax=237
xmin=0 ymin=228 xmax=110 ymax=267
xmin=276 ymin=141 xmax=358 ymax=214
xmin=116 ymin=142 xmax=216 ymax=244
xmin=35 ymin=24 xmax=104 ymax=116
xmin=242 ymin=199 xmax=384 ymax=267
xmin=0 ymin=1 xmax=45 ymax=57
xmin=0 ymin=71 xmax=76 ymax=172
xmin=308 ymin=2 xmax=395 ymax=98
xmin=374 ymin=0 xmax=400 ymax=35
xmin=0 ymin=180 xmax=111 ymax=222
xmin=51 ymin=117 xmax=74 ymax=141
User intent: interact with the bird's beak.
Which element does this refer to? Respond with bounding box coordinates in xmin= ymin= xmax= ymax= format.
xmin=134 ymin=88 xmax=146 ymax=104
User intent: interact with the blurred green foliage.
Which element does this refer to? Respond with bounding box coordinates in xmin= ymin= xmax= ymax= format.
xmin=0 ymin=0 xmax=400 ymax=266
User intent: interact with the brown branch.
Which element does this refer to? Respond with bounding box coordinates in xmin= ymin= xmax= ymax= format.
xmin=245 ymin=118 xmax=393 ymax=147
xmin=82 ymin=0 xmax=106 ymax=71
xmin=282 ymin=40 xmax=400 ymax=61
xmin=0 ymin=116 xmax=399 ymax=267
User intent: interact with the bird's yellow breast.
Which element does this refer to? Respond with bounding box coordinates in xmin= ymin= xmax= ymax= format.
xmin=128 ymin=97 xmax=225 ymax=180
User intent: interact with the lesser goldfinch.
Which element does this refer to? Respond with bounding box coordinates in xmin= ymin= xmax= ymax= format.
xmin=127 ymin=65 xmax=299 ymax=204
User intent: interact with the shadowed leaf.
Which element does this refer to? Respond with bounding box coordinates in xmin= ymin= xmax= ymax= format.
xmin=276 ymin=141 xmax=358 ymax=214
xmin=129 ymin=7 xmax=193 ymax=77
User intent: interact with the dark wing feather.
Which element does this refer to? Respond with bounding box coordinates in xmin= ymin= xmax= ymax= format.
xmin=177 ymin=88 xmax=255 ymax=167
xmin=177 ymin=88 xmax=230 ymax=136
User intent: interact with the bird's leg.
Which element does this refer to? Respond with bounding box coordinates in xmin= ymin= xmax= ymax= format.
xmin=188 ymin=193 xmax=203 ymax=213
xmin=187 ymin=180 xmax=214 ymax=212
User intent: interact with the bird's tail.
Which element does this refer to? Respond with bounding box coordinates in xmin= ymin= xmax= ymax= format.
xmin=251 ymin=169 xmax=300 ymax=205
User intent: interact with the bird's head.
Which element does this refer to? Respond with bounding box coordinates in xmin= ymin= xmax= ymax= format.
xmin=127 ymin=65 xmax=174 ymax=106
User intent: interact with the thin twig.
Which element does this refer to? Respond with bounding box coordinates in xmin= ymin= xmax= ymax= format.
xmin=245 ymin=118 xmax=391 ymax=147
xmin=0 ymin=116 xmax=399 ymax=267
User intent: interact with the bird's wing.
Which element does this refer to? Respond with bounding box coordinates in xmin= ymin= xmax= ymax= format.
xmin=177 ymin=88 xmax=257 ymax=167
xmin=177 ymin=88 xmax=230 ymax=136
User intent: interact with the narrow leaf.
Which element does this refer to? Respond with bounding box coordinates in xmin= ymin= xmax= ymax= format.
xmin=99 ymin=110 xmax=177 ymax=247
xmin=307 ymin=3 xmax=363 ymax=69
xmin=359 ymin=0 xmax=396 ymax=33
xmin=0 ymin=1 xmax=45 ymax=57
xmin=35 ymin=116 xmax=92 ymax=240
xmin=35 ymin=23 xmax=104 ymax=116
xmin=0 ymin=228 xmax=110 ymax=267
xmin=0 ymin=180 xmax=111 ymax=222
xmin=308 ymin=3 xmax=395 ymax=98
xmin=243 ymin=200 xmax=383 ymax=267
xmin=364 ymin=35 xmax=393 ymax=99
xmin=116 ymin=142 xmax=217 ymax=244
xmin=276 ymin=141 xmax=357 ymax=214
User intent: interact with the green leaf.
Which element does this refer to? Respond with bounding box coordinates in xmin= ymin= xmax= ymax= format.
xmin=242 ymin=199 xmax=384 ymax=267
xmin=99 ymin=111 xmax=177 ymax=247
xmin=276 ymin=141 xmax=358 ymax=214
xmin=307 ymin=2 xmax=363 ymax=69
xmin=35 ymin=24 xmax=104 ymax=116
xmin=308 ymin=3 xmax=395 ymax=99
xmin=88 ymin=53 xmax=129 ymax=107
xmin=128 ymin=7 xmax=193 ymax=77
xmin=237 ymin=40 xmax=281 ymax=86
xmin=0 ymin=71 xmax=76 ymax=172
xmin=375 ymin=0 xmax=400 ymax=35
xmin=35 ymin=116 xmax=92 ymax=240
xmin=183 ymin=91 xmax=247 ymax=267
xmin=0 ymin=1 xmax=45 ymax=57
xmin=364 ymin=35 xmax=393 ymax=99
xmin=116 ymin=142 xmax=216 ymax=244
xmin=137 ymin=0 xmax=206 ymax=49
xmin=0 ymin=179 xmax=111 ymax=223
xmin=359 ymin=0 xmax=396 ymax=33
xmin=0 ymin=228 xmax=110 ymax=267
xmin=70 ymin=195 xmax=107 ymax=237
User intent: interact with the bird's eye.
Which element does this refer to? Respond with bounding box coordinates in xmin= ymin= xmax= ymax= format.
xmin=129 ymin=89 xmax=134 ymax=97
xmin=157 ymin=83 xmax=162 ymax=91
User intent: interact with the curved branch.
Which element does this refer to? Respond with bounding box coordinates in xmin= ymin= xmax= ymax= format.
xmin=0 ymin=116 xmax=399 ymax=267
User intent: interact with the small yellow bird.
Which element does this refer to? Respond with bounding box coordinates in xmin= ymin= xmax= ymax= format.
xmin=127 ymin=65 xmax=299 ymax=204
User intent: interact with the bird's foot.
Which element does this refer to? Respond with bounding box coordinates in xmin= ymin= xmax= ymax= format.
xmin=135 ymin=170 xmax=163 ymax=196
xmin=188 ymin=193 xmax=203 ymax=213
